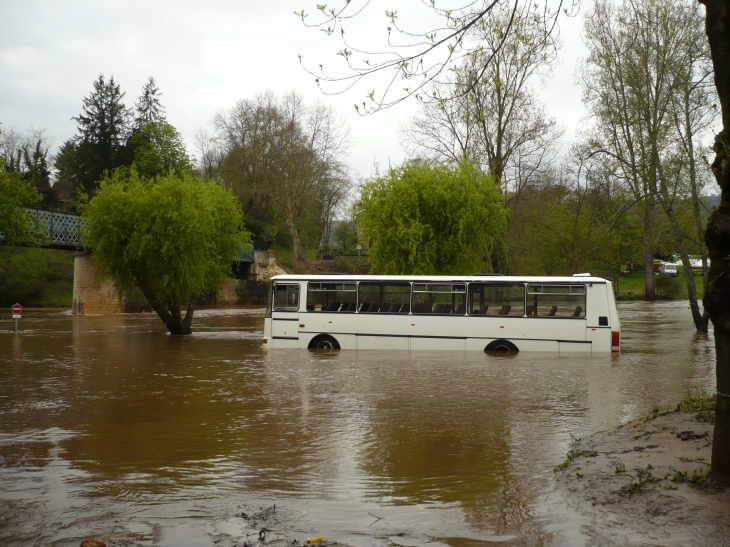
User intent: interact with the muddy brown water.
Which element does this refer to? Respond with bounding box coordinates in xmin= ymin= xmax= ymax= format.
xmin=0 ymin=301 xmax=716 ymax=546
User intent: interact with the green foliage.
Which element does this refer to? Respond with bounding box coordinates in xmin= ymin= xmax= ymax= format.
xmin=355 ymin=161 xmax=506 ymax=274
xmin=0 ymin=247 xmax=74 ymax=307
xmin=127 ymin=121 xmax=192 ymax=178
xmin=1 ymin=130 xmax=55 ymax=208
xmin=655 ymin=274 xmax=686 ymax=299
xmin=0 ymin=156 xmax=45 ymax=245
xmin=334 ymin=220 xmax=357 ymax=251
xmin=81 ymin=169 xmax=250 ymax=332
xmin=0 ymin=247 xmax=50 ymax=304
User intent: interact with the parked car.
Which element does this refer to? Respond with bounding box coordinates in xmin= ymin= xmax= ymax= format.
xmin=658 ymin=262 xmax=678 ymax=276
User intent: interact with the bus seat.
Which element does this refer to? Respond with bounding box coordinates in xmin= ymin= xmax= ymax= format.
xmin=400 ymin=303 xmax=410 ymax=314
xmin=454 ymin=304 xmax=466 ymax=315
xmin=369 ymin=303 xmax=382 ymax=313
xmin=325 ymin=302 xmax=341 ymax=312
xmin=433 ymin=303 xmax=446 ymax=314
xmin=359 ymin=302 xmax=371 ymax=313
xmin=389 ymin=303 xmax=403 ymax=313
xmin=572 ymin=306 xmax=583 ymax=317
xmin=414 ymin=303 xmax=428 ymax=314
xmin=526 ymin=305 xmax=534 ymax=316
xmin=548 ymin=305 xmax=558 ymax=316
xmin=342 ymin=302 xmax=355 ymax=312
xmin=498 ymin=304 xmax=511 ymax=315
xmin=443 ymin=304 xmax=454 ymax=314
xmin=477 ymin=304 xmax=489 ymax=314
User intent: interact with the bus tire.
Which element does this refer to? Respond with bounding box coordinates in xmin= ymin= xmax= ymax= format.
xmin=485 ymin=339 xmax=519 ymax=353
xmin=309 ymin=334 xmax=341 ymax=350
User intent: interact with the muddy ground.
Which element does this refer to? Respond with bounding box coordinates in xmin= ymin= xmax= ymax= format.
xmin=554 ymin=396 xmax=730 ymax=546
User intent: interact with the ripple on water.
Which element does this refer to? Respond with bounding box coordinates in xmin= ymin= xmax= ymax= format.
xmin=0 ymin=302 xmax=718 ymax=546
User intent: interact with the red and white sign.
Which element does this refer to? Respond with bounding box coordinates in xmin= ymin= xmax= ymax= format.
xmin=11 ymin=303 xmax=23 ymax=315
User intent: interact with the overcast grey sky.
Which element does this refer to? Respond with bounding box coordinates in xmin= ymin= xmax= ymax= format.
xmin=0 ymin=1 xmax=587 ymax=180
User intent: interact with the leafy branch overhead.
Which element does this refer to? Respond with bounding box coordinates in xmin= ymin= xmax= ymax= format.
xmin=296 ymin=0 xmax=575 ymax=113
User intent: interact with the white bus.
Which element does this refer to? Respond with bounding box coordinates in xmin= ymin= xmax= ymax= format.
xmin=262 ymin=274 xmax=620 ymax=353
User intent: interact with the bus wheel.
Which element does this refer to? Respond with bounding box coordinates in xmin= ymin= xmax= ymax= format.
xmin=309 ymin=335 xmax=341 ymax=350
xmin=485 ymin=340 xmax=519 ymax=353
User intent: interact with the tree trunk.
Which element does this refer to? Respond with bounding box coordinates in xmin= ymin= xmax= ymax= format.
xmin=714 ymin=329 xmax=730 ymax=481
xmin=698 ymin=0 xmax=730 ymax=480
xmin=643 ymin=205 xmax=656 ymax=300
xmin=683 ymin=88 xmax=711 ymax=331
xmin=654 ymin=159 xmax=707 ymax=331
xmin=139 ymin=285 xmax=194 ymax=335
xmin=285 ymin=210 xmax=302 ymax=260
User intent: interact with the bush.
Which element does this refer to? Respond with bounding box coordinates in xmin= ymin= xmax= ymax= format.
xmin=655 ymin=274 xmax=686 ymax=299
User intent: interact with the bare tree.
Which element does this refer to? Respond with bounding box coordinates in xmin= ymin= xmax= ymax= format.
xmin=194 ymin=127 xmax=226 ymax=183
xmin=296 ymin=0 xmax=572 ymax=113
xmin=668 ymin=1 xmax=717 ymax=327
xmin=581 ymin=0 xmax=715 ymax=328
xmin=212 ymin=91 xmax=351 ymax=258
xmin=403 ymin=2 xmax=562 ymax=183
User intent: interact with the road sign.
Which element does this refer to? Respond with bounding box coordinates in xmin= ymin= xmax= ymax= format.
xmin=11 ymin=303 xmax=22 ymax=314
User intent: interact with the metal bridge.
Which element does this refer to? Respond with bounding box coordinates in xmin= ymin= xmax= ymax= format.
xmin=0 ymin=208 xmax=255 ymax=262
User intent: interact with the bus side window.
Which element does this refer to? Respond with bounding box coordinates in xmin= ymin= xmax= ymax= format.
xmin=307 ymin=282 xmax=356 ymax=312
xmin=468 ymin=284 xmax=524 ymax=316
xmin=358 ymin=283 xmax=410 ymax=313
xmin=527 ymin=285 xmax=586 ymax=317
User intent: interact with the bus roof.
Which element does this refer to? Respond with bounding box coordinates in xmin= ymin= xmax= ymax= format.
xmin=270 ymin=274 xmax=608 ymax=284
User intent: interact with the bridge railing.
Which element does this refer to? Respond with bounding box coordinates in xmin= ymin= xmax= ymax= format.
xmin=237 ymin=244 xmax=255 ymax=263
xmin=24 ymin=208 xmax=84 ymax=248
xmin=3 ymin=208 xmax=256 ymax=262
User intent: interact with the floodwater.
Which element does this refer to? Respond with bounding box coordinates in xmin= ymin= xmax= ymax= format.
xmin=0 ymin=301 xmax=716 ymax=546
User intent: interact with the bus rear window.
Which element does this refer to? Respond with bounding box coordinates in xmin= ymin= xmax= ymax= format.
xmin=527 ymin=285 xmax=586 ymax=317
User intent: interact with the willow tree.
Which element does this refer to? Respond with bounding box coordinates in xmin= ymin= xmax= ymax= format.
xmin=355 ymin=161 xmax=506 ymax=275
xmin=82 ymin=170 xmax=250 ymax=335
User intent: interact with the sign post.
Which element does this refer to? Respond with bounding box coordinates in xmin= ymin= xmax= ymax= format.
xmin=11 ymin=303 xmax=22 ymax=332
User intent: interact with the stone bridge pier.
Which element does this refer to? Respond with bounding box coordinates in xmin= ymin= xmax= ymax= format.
xmin=72 ymin=254 xmax=122 ymax=314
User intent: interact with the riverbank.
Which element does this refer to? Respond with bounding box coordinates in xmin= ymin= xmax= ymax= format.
xmin=554 ymin=393 xmax=730 ymax=546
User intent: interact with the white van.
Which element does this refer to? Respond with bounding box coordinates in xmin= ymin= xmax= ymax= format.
xmin=658 ymin=262 xmax=678 ymax=276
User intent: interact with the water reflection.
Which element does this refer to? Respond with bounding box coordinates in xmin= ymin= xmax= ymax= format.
xmin=0 ymin=301 xmax=716 ymax=546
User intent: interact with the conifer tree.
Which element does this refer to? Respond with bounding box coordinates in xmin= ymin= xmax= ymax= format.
xmin=134 ymin=77 xmax=166 ymax=128
xmin=56 ymin=74 xmax=132 ymax=197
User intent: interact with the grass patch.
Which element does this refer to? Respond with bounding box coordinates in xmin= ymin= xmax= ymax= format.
xmin=637 ymin=390 xmax=716 ymax=426
xmin=554 ymin=449 xmax=598 ymax=472
xmin=615 ymin=463 xmax=627 ymax=473
xmin=627 ymin=474 xmax=659 ymax=492
xmin=677 ymin=390 xmax=716 ymax=424
xmin=616 ymin=272 xmax=705 ymax=300
xmin=671 ymin=466 xmax=712 ymax=488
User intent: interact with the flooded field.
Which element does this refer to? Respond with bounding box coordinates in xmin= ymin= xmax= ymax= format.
xmin=0 ymin=301 xmax=716 ymax=546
